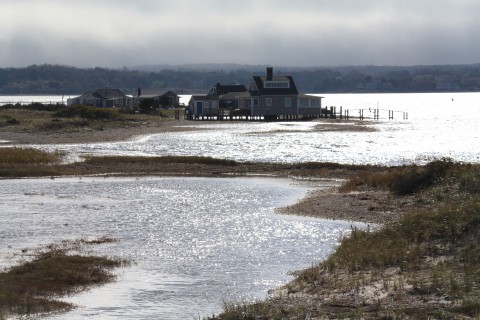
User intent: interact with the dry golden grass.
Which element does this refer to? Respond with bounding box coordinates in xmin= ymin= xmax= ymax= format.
xmin=0 ymin=238 xmax=126 ymax=319
xmin=0 ymin=147 xmax=63 ymax=165
xmin=0 ymin=104 xmax=177 ymax=136
xmin=210 ymin=161 xmax=480 ymax=319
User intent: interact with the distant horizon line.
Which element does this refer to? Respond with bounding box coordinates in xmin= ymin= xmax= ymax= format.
xmin=2 ymin=62 xmax=480 ymax=71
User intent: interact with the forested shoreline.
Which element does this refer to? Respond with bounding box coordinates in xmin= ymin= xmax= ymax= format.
xmin=1 ymin=63 xmax=480 ymax=95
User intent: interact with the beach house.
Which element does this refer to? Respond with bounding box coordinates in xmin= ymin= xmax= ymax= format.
xmin=67 ymin=88 xmax=132 ymax=108
xmin=188 ymin=67 xmax=323 ymax=120
xmin=132 ymin=88 xmax=180 ymax=108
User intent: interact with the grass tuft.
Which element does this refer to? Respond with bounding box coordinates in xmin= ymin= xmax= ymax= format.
xmin=83 ymin=155 xmax=239 ymax=167
xmin=0 ymin=238 xmax=127 ymax=318
xmin=0 ymin=147 xmax=63 ymax=165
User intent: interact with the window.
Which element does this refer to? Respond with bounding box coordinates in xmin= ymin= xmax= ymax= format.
xmin=266 ymin=98 xmax=272 ymax=106
xmin=299 ymin=98 xmax=321 ymax=108
xmin=285 ymin=98 xmax=291 ymax=108
xmin=299 ymin=98 xmax=309 ymax=108
xmin=247 ymin=99 xmax=259 ymax=107
xmin=264 ymin=81 xmax=290 ymax=88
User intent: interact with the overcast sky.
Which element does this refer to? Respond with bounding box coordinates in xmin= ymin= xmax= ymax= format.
xmin=1 ymin=0 xmax=479 ymax=68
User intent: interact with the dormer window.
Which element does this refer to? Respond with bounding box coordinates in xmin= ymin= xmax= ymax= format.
xmin=264 ymin=81 xmax=290 ymax=89
xmin=250 ymin=80 xmax=258 ymax=91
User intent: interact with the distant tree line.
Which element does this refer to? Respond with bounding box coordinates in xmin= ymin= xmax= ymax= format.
xmin=1 ymin=63 xmax=480 ymax=95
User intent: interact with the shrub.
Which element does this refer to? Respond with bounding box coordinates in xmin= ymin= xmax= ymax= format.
xmin=6 ymin=118 xmax=20 ymax=125
xmin=456 ymin=164 xmax=480 ymax=194
xmin=339 ymin=159 xmax=455 ymax=195
xmin=55 ymin=106 xmax=120 ymax=120
xmin=391 ymin=159 xmax=453 ymax=195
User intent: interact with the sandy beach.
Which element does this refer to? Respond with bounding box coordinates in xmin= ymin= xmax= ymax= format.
xmin=0 ymin=119 xmax=201 ymax=145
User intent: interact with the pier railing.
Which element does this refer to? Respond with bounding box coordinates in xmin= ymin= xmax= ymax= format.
xmin=186 ymin=106 xmax=409 ymax=121
xmin=325 ymin=106 xmax=408 ymax=121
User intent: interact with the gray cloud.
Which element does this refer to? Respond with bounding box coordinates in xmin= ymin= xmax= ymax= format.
xmin=1 ymin=0 xmax=479 ymax=68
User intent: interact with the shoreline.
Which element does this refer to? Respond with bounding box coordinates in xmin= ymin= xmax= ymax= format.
xmin=0 ymin=119 xmax=202 ymax=145
xmin=277 ymin=184 xmax=414 ymax=225
xmin=0 ymin=117 xmax=378 ymax=145
xmin=3 ymin=123 xmax=476 ymax=319
xmin=0 ymin=119 xmax=404 ymax=225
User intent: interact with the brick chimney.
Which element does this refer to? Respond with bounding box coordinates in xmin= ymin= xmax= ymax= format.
xmin=266 ymin=67 xmax=273 ymax=81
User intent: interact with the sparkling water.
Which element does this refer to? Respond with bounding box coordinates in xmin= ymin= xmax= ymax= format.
xmin=0 ymin=176 xmax=357 ymax=319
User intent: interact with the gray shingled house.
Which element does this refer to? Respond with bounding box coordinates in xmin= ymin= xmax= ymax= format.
xmin=188 ymin=83 xmax=247 ymax=117
xmin=133 ymin=89 xmax=180 ymax=108
xmin=238 ymin=67 xmax=323 ymax=119
xmin=188 ymin=67 xmax=323 ymax=120
xmin=188 ymin=95 xmax=220 ymax=116
xmin=67 ymin=88 xmax=132 ymax=108
xmin=208 ymin=83 xmax=248 ymax=109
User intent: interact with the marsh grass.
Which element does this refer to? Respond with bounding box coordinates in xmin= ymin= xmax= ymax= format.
xmin=211 ymin=161 xmax=480 ymax=319
xmin=0 ymin=147 xmax=66 ymax=178
xmin=339 ymin=158 xmax=454 ymax=195
xmin=0 ymin=147 xmax=63 ymax=165
xmin=0 ymin=237 xmax=126 ymax=319
xmin=0 ymin=108 xmax=55 ymax=130
xmin=0 ymin=104 xmax=175 ymax=135
xmin=54 ymin=106 xmax=121 ymax=120
xmin=83 ymin=155 xmax=239 ymax=167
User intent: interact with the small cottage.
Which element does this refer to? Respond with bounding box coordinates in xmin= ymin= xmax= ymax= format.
xmin=133 ymin=89 xmax=180 ymax=108
xmin=188 ymin=95 xmax=220 ymax=116
xmin=208 ymin=83 xmax=248 ymax=109
xmin=67 ymin=88 xmax=132 ymax=108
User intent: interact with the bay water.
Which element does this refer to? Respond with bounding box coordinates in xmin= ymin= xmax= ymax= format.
xmin=1 ymin=92 xmax=479 ymax=318
xmin=0 ymin=176 xmax=353 ymax=319
xmin=7 ymin=92 xmax=478 ymax=165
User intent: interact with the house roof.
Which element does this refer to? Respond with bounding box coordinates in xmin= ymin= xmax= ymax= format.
xmin=76 ymin=88 xmax=126 ymax=100
xmin=250 ymin=75 xmax=299 ymax=96
xmin=298 ymin=94 xmax=324 ymax=99
xmin=136 ymin=89 xmax=178 ymax=98
xmin=93 ymin=88 xmax=126 ymax=99
xmin=210 ymin=83 xmax=248 ymax=96
xmin=189 ymin=95 xmax=219 ymax=104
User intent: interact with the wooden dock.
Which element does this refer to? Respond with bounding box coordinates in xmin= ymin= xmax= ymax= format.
xmin=185 ymin=107 xmax=409 ymax=121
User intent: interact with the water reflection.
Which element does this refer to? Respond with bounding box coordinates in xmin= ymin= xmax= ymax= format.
xmin=28 ymin=92 xmax=480 ymax=166
xmin=0 ymin=176 xmax=359 ymax=319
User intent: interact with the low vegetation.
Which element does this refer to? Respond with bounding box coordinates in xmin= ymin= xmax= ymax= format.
xmin=2 ymin=146 xmax=480 ymax=318
xmin=0 ymin=103 xmax=177 ymax=134
xmin=0 ymin=148 xmax=66 ymax=177
xmin=211 ymin=160 xmax=480 ymax=319
xmin=1 ymin=148 xmax=380 ymax=178
xmin=0 ymin=147 xmax=63 ymax=165
xmin=54 ymin=105 xmax=121 ymax=120
xmin=83 ymin=155 xmax=239 ymax=167
xmin=0 ymin=237 xmax=127 ymax=319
